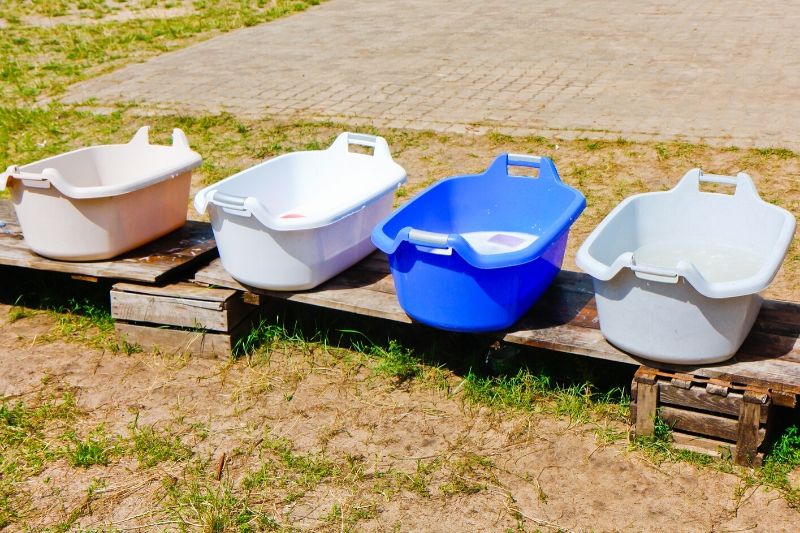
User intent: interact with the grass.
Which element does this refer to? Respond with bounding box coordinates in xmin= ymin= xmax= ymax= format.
xmin=0 ymin=0 xmax=322 ymax=106
xmin=163 ymin=461 xmax=281 ymax=532
xmin=130 ymin=424 xmax=193 ymax=468
xmin=3 ymin=307 xmax=800 ymax=528
xmin=63 ymin=427 xmax=118 ymax=467
xmin=0 ymin=391 xmax=80 ymax=526
xmin=461 ymin=368 xmax=630 ymax=425
xmin=759 ymin=426 xmax=800 ymax=506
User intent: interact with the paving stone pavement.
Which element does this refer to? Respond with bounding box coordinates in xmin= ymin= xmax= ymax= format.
xmin=63 ymin=0 xmax=800 ymax=147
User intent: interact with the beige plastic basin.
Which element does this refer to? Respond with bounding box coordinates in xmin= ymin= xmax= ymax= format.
xmin=1 ymin=127 xmax=202 ymax=261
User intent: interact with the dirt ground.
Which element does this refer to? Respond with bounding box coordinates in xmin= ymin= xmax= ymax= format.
xmin=2 ymin=301 xmax=799 ymax=531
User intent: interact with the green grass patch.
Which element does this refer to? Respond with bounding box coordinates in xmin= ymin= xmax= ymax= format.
xmin=461 ymin=368 xmax=629 ymax=424
xmin=0 ymin=0 xmax=322 ymax=106
xmin=245 ymin=433 xmax=339 ymax=499
xmin=164 ymin=461 xmax=281 ymax=532
xmin=45 ymin=297 xmax=116 ymax=350
xmin=369 ymin=339 xmax=423 ymax=383
xmin=759 ymin=426 xmax=800 ymax=506
xmin=62 ymin=426 xmax=119 ymax=467
xmin=130 ymin=424 xmax=192 ymax=468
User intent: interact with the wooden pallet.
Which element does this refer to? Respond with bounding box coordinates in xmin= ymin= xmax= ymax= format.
xmin=631 ymin=367 xmax=770 ymax=465
xmin=0 ymin=201 xmax=216 ymax=283
xmin=111 ymin=281 xmax=259 ymax=359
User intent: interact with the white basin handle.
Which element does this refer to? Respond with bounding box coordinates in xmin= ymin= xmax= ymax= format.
xmin=675 ymin=168 xmax=760 ymax=200
xmin=209 ymin=190 xmax=248 ymax=210
xmin=407 ymin=228 xmax=451 ymax=248
xmin=330 ymin=132 xmax=393 ymax=161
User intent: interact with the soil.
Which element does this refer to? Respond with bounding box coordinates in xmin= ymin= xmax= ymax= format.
xmin=2 ymin=303 xmax=798 ymax=531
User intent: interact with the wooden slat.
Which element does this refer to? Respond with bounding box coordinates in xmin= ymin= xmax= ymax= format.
xmin=657 ymin=382 xmax=752 ymax=421
xmin=634 ymin=380 xmax=658 ymax=437
xmin=0 ymin=200 xmax=216 ymax=283
xmin=661 ymin=406 xmax=755 ymax=443
xmin=113 ymin=281 xmax=238 ymax=302
xmin=111 ymin=283 xmax=255 ymax=332
xmin=736 ymin=396 xmax=767 ymax=466
xmin=193 ymin=258 xmax=247 ymax=291
xmin=115 ymin=322 xmax=234 ymax=359
xmin=270 ymin=283 xmax=411 ymax=324
xmin=671 ymin=431 xmax=736 ymax=459
xmin=114 ymin=308 xmax=258 ymax=359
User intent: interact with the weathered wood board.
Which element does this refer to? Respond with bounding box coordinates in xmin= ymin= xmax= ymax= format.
xmin=194 ymin=252 xmax=800 ymax=396
xmin=0 ymin=200 xmax=216 ymax=283
xmin=115 ymin=321 xmax=248 ymax=360
xmin=111 ymin=281 xmax=257 ymax=331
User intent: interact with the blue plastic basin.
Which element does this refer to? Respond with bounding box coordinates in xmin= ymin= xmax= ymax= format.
xmin=372 ymin=154 xmax=586 ymax=332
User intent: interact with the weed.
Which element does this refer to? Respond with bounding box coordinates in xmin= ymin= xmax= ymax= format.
xmin=164 ymin=463 xmax=280 ymax=532
xmin=487 ymin=130 xmax=514 ymax=145
xmin=1 ymin=392 xmax=81 ymax=524
xmin=370 ymin=340 xmax=422 ymax=383
xmin=44 ymin=297 xmax=116 ymax=349
xmin=235 ymin=318 xmax=288 ymax=355
xmin=130 ymin=424 xmax=192 ymax=468
xmin=751 ymin=147 xmax=796 ymax=160
xmin=62 ymin=426 xmax=118 ymax=467
xmin=7 ymin=295 xmax=32 ymax=323
xmin=759 ymin=425 xmax=800 ymax=506
xmin=394 ymin=459 xmax=439 ymax=497
xmin=441 ymin=453 xmax=496 ymax=496
xmin=243 ymin=433 xmax=338 ymax=504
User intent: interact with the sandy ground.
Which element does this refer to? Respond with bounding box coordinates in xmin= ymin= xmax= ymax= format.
xmin=2 ymin=303 xmax=798 ymax=531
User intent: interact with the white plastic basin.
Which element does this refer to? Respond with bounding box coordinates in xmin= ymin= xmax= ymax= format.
xmin=1 ymin=127 xmax=201 ymax=261
xmin=576 ymin=169 xmax=796 ymax=364
xmin=194 ymin=132 xmax=407 ymax=290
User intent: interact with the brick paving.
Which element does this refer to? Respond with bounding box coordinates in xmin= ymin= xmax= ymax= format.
xmin=63 ymin=0 xmax=800 ymax=147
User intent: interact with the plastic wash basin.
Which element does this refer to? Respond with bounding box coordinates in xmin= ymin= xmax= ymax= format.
xmin=194 ymin=132 xmax=407 ymax=290
xmin=372 ymin=153 xmax=586 ymax=332
xmin=1 ymin=126 xmax=201 ymax=261
xmin=576 ymin=169 xmax=796 ymax=364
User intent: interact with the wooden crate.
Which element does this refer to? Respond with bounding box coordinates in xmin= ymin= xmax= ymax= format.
xmin=111 ymin=281 xmax=259 ymax=359
xmin=631 ymin=367 xmax=771 ymax=466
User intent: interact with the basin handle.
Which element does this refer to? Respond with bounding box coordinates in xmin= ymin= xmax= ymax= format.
xmin=3 ymin=166 xmax=59 ymax=189
xmin=330 ymin=132 xmax=393 ymax=161
xmin=209 ymin=190 xmax=248 ymax=210
xmin=676 ymin=169 xmax=760 ymax=200
xmin=407 ymin=228 xmax=452 ymax=248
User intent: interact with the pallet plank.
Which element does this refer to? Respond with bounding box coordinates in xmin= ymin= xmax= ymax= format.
xmin=634 ymin=380 xmax=659 ymax=437
xmin=113 ymin=281 xmax=237 ymax=302
xmin=115 ymin=322 xmax=234 ymax=359
xmin=657 ymin=382 xmax=751 ymax=420
xmin=736 ymin=398 xmax=767 ymax=466
xmin=671 ymin=431 xmax=736 ymax=459
xmin=114 ymin=309 xmax=258 ymax=359
xmin=111 ymin=283 xmax=255 ymax=331
xmin=661 ymin=406 xmax=758 ymax=443
xmin=0 ymin=200 xmax=216 ymax=283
